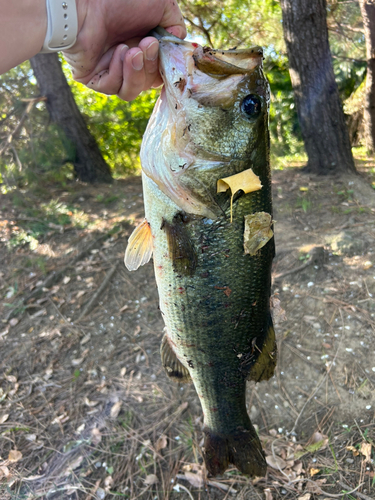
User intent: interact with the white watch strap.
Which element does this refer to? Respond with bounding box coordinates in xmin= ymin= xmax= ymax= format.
xmin=40 ymin=0 xmax=78 ymax=53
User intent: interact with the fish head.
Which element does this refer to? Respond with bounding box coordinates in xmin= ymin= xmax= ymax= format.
xmin=141 ymin=31 xmax=270 ymax=218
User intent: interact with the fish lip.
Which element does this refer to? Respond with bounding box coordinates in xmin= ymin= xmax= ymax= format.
xmin=149 ymin=26 xmax=187 ymax=44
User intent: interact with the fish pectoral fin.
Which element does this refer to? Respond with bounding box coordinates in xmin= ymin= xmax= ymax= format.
xmin=160 ymin=334 xmax=191 ymax=383
xmin=203 ymin=424 xmax=266 ymax=477
xmin=124 ymin=219 xmax=153 ymax=271
xmin=248 ymin=315 xmax=277 ymax=382
xmin=161 ymin=216 xmax=197 ymax=276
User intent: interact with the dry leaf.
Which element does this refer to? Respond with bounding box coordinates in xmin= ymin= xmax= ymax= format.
xmin=346 ymin=445 xmax=359 ymax=456
xmin=91 ymin=428 xmax=102 ymax=445
xmin=80 ymin=333 xmax=91 ymax=345
xmin=360 ymin=442 xmax=372 ymax=462
xmin=76 ymin=290 xmax=86 ymax=298
xmin=0 ymin=466 xmax=10 ymax=479
xmin=64 ymin=455 xmax=83 ymax=474
xmin=183 ymin=471 xmax=204 ymax=488
xmin=6 ymin=375 xmax=17 ymax=383
xmin=104 ymin=475 xmax=113 ymax=489
xmin=306 ymin=478 xmax=326 ymax=494
xmin=0 ymin=414 xmax=9 ymax=424
xmin=155 ymin=434 xmax=168 ymax=452
xmin=264 ymin=488 xmax=273 ymax=500
xmin=9 ymin=318 xmax=19 ymax=327
xmin=63 ymin=276 xmax=71 ymax=284
xmin=144 ymin=474 xmax=158 ymax=485
xmin=8 ymin=450 xmax=22 ymax=462
xmin=84 ymin=397 xmax=99 ymax=407
xmin=266 ymin=455 xmax=287 ymax=470
xmin=310 ymin=467 xmax=320 ymax=477
xmin=298 ymin=494 xmax=311 ymax=500
xmin=71 ymin=358 xmax=83 ymax=366
xmin=110 ymin=401 xmax=122 ymax=419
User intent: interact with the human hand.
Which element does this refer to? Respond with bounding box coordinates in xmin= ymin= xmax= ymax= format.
xmin=63 ymin=0 xmax=186 ymax=101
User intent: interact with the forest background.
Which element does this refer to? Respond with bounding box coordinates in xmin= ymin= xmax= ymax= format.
xmin=0 ymin=0 xmax=371 ymax=190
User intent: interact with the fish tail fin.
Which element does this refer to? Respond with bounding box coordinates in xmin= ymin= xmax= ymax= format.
xmin=202 ymin=425 xmax=266 ymax=477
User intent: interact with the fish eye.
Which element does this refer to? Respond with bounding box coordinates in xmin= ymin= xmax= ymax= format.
xmin=241 ymin=94 xmax=261 ymax=118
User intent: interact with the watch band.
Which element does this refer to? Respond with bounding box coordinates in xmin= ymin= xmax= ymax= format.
xmin=40 ymin=0 xmax=78 ymax=53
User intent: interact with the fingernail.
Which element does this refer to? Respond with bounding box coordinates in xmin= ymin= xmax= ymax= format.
xmin=146 ymin=41 xmax=159 ymax=61
xmin=131 ymin=51 xmax=144 ymax=70
xmin=120 ymin=44 xmax=129 ymax=62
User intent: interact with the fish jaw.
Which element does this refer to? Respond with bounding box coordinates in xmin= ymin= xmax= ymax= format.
xmin=140 ymin=34 xmax=270 ymax=218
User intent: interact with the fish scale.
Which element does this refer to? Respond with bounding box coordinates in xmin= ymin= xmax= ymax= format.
xmin=126 ymin=28 xmax=276 ymax=477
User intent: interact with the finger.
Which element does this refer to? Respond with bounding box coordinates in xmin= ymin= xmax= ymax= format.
xmin=117 ymin=47 xmax=146 ymax=101
xmin=138 ymin=37 xmax=159 ymax=91
xmin=159 ymin=1 xmax=186 ymax=39
xmin=86 ymin=44 xmax=128 ymax=95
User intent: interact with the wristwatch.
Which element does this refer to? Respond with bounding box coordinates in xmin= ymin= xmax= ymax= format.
xmin=40 ymin=0 xmax=78 ymax=53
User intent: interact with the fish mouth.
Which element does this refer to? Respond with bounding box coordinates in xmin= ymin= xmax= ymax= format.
xmin=151 ymin=27 xmax=263 ymax=83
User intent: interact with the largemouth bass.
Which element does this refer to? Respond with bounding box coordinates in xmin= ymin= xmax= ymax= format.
xmin=125 ymin=28 xmax=276 ymax=477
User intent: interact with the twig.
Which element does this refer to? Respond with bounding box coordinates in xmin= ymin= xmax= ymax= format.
xmin=77 ymin=262 xmax=119 ymax=320
xmin=173 ymin=483 xmax=195 ymax=500
xmin=338 ymin=481 xmax=373 ymax=500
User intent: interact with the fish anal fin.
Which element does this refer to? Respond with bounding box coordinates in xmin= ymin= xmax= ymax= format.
xmin=124 ymin=219 xmax=153 ymax=271
xmin=248 ymin=316 xmax=277 ymax=383
xmin=203 ymin=425 xmax=266 ymax=477
xmin=161 ymin=334 xmax=191 ymax=383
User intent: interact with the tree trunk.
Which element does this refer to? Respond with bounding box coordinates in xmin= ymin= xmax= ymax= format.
xmin=30 ymin=53 xmax=112 ymax=183
xmin=280 ymin=0 xmax=356 ymax=175
xmin=359 ymin=0 xmax=375 ymax=153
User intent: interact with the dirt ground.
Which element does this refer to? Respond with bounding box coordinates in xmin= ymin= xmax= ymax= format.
xmin=1 ymin=159 xmax=375 ymax=500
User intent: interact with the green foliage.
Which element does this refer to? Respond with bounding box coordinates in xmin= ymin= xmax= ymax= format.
xmin=66 ymin=66 xmax=158 ymax=175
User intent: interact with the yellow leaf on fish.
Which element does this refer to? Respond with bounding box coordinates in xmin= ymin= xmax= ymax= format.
xmin=217 ymin=168 xmax=262 ymax=222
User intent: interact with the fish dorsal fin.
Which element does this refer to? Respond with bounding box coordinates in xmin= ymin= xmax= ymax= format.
xmin=161 ymin=334 xmax=191 ymax=383
xmin=124 ymin=219 xmax=153 ymax=271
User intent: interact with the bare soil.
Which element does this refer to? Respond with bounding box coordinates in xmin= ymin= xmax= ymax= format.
xmin=0 ymin=161 xmax=375 ymax=500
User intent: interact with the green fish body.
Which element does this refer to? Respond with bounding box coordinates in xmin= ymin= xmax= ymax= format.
xmin=125 ymin=30 xmax=276 ymax=477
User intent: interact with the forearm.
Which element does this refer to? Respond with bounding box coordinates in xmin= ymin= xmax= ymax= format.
xmin=0 ymin=0 xmax=47 ymax=74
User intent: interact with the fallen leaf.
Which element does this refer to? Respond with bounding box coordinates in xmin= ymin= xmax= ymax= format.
xmin=155 ymin=434 xmax=168 ymax=452
xmin=266 ymin=455 xmax=287 ymax=470
xmin=8 ymin=450 xmax=22 ymax=462
xmin=76 ymin=290 xmax=86 ymax=299
xmin=91 ymin=427 xmax=102 ymax=445
xmin=80 ymin=333 xmax=91 ymax=345
xmin=360 ymin=442 xmax=372 ymax=462
xmin=0 ymin=414 xmax=9 ymax=424
xmin=110 ymin=401 xmax=122 ymax=419
xmin=63 ymin=276 xmax=71 ymax=285
xmin=298 ymin=494 xmax=311 ymax=500
xmin=183 ymin=471 xmax=204 ymax=488
xmin=144 ymin=474 xmax=158 ymax=485
xmin=84 ymin=397 xmax=99 ymax=407
xmin=64 ymin=455 xmax=83 ymax=475
xmin=71 ymin=358 xmax=83 ymax=366
xmin=264 ymin=488 xmax=273 ymax=500
xmin=104 ymin=475 xmax=113 ymax=489
xmin=346 ymin=445 xmax=359 ymax=456
xmin=0 ymin=466 xmax=11 ymax=479
xmin=310 ymin=468 xmax=320 ymax=477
